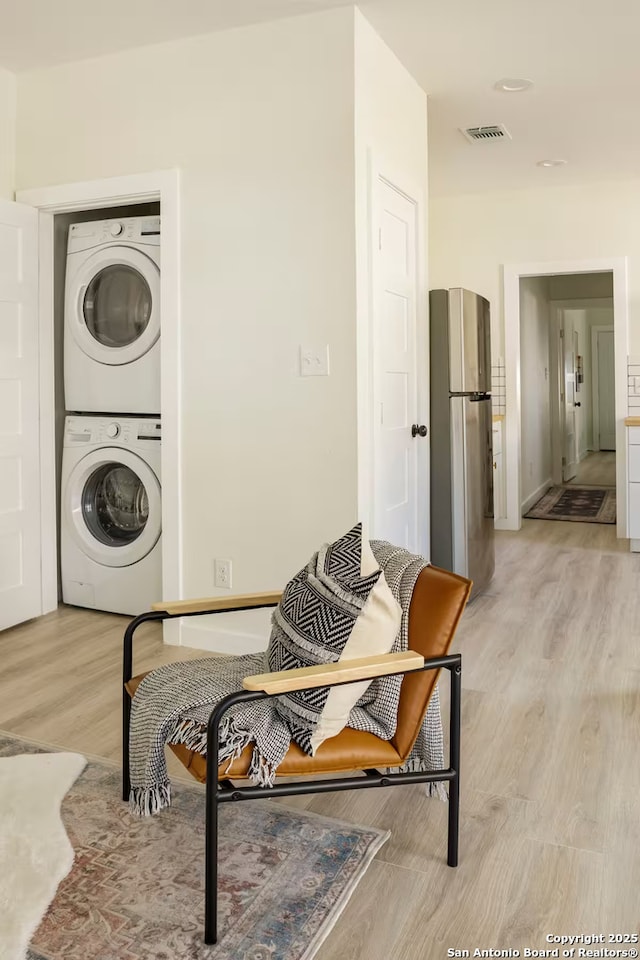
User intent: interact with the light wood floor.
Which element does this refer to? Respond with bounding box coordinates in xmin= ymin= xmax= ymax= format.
xmin=568 ymin=450 xmax=616 ymax=487
xmin=1 ymin=520 xmax=638 ymax=956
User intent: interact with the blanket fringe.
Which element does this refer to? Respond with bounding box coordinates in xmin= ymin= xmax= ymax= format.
xmin=248 ymin=749 xmax=278 ymax=788
xmin=426 ymin=781 xmax=448 ymax=802
xmin=167 ymin=713 xmax=257 ymax=777
xmin=129 ymin=781 xmax=171 ymax=818
xmin=169 ymin=717 xmax=209 ymax=755
xmin=217 ymin=714 xmax=253 ymax=770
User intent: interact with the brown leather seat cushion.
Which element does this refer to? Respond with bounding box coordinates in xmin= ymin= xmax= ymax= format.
xmin=125 ymin=564 xmax=471 ymax=783
xmin=126 ymin=673 xmax=403 ymax=782
xmin=173 ymin=731 xmax=403 ymax=783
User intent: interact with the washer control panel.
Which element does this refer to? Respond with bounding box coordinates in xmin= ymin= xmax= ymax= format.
xmin=69 ymin=216 xmax=161 ymax=247
xmin=65 ymin=417 xmax=161 ymax=446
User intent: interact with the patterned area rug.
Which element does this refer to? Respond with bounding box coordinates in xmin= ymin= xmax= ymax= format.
xmin=0 ymin=737 xmax=388 ymax=960
xmin=524 ymin=485 xmax=616 ymax=524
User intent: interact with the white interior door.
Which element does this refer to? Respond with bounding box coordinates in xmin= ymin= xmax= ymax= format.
xmin=562 ymin=316 xmax=578 ymax=482
xmin=596 ymin=329 xmax=616 ymax=450
xmin=372 ymin=178 xmax=422 ymax=550
xmin=0 ymin=200 xmax=41 ymax=631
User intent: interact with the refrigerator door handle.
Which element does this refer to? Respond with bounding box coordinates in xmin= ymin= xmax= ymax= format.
xmin=450 ymin=391 xmax=492 ymax=401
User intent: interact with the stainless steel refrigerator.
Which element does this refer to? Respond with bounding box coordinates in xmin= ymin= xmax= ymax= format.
xmin=429 ymin=288 xmax=495 ymax=598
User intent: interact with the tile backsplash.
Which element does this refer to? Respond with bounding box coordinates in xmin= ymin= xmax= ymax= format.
xmin=628 ymin=358 xmax=640 ymax=409
xmin=491 ymin=359 xmax=505 ymax=415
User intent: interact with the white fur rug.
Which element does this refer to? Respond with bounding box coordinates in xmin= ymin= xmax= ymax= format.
xmin=0 ymin=751 xmax=86 ymax=960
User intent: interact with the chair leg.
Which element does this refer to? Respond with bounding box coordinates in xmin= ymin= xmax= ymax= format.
xmin=204 ymin=779 xmax=219 ymax=943
xmin=447 ymin=662 xmax=462 ymax=867
xmin=204 ymin=712 xmax=220 ymax=946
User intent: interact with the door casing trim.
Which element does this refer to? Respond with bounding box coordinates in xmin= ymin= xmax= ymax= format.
xmin=503 ymin=258 xmax=628 ymax=536
xmin=17 ymin=170 xmax=182 ymax=632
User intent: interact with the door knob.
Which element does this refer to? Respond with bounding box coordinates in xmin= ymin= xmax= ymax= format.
xmin=575 ymin=402 xmax=581 ymax=407
xmin=411 ymin=424 xmax=428 ymax=438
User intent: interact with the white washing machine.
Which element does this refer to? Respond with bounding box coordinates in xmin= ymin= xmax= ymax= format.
xmin=61 ymin=416 xmax=162 ymax=615
xmin=64 ymin=216 xmax=161 ymax=414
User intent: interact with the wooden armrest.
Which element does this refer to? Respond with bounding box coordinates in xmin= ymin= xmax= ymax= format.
xmin=151 ymin=591 xmax=282 ymax=616
xmin=243 ymin=650 xmax=425 ymax=695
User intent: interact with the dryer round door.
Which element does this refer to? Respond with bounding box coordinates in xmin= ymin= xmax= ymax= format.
xmin=68 ymin=246 xmax=160 ymax=366
xmin=66 ymin=448 xmax=161 ymax=568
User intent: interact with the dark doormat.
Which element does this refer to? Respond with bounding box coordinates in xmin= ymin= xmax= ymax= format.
xmin=524 ymin=485 xmax=616 ymax=523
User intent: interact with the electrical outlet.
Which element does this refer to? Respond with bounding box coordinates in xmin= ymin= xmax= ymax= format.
xmin=214 ymin=558 xmax=232 ymax=589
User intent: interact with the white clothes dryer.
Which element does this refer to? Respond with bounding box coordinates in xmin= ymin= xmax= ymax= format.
xmin=64 ymin=216 xmax=161 ymax=414
xmin=61 ymin=416 xmax=162 ymax=615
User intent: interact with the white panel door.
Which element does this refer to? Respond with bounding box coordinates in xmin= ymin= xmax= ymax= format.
xmin=372 ymin=178 xmax=421 ymax=550
xmin=0 ymin=200 xmax=41 ymax=631
xmin=562 ymin=318 xmax=578 ymax=482
xmin=597 ymin=329 xmax=616 ymax=451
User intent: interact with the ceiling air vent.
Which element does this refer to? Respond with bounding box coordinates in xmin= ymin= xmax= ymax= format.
xmin=461 ymin=124 xmax=512 ymax=143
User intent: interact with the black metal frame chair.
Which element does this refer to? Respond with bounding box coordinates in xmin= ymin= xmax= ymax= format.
xmin=122 ymin=576 xmax=467 ymax=945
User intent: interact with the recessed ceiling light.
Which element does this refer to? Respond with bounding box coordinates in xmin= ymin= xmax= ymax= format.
xmin=494 ymin=78 xmax=533 ymax=93
xmin=536 ymin=159 xmax=568 ymax=168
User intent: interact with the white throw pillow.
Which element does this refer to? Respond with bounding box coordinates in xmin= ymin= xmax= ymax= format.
xmin=308 ymin=537 xmax=402 ymax=753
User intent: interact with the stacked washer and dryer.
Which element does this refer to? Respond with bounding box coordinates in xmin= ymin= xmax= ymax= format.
xmin=61 ymin=217 xmax=163 ymax=615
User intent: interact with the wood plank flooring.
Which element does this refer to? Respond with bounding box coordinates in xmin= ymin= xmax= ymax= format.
xmin=568 ymin=450 xmax=616 ymax=486
xmin=0 ymin=520 xmax=638 ymax=956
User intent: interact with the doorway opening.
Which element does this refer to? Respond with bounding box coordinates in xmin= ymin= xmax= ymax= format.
xmin=518 ymin=272 xmax=616 ymax=525
xmin=5 ymin=170 xmax=182 ymax=640
xmin=503 ymin=257 xmax=628 ymax=536
xmin=52 ymin=202 xmax=161 ymax=607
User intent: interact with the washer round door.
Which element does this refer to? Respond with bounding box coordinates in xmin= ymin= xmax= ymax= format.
xmin=68 ymin=246 xmax=160 ymax=366
xmin=66 ymin=448 xmax=161 ymax=568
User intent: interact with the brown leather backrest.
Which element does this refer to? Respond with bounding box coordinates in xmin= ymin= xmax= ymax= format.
xmin=392 ymin=564 xmax=472 ymax=759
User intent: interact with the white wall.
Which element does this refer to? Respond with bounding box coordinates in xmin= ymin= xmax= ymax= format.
xmin=519 ymin=277 xmax=552 ymax=508
xmin=0 ymin=66 xmax=15 ymax=199
xmin=16 ymin=9 xmax=358 ymax=650
xmin=353 ymin=8 xmax=429 ymax=552
xmin=429 ymin=180 xmax=640 ymax=357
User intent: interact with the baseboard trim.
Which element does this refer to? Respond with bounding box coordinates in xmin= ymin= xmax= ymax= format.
xmin=177 ymin=610 xmax=271 ymax=655
xmin=162 ymin=620 xmax=181 ymax=646
xmin=521 ymin=478 xmax=553 ymax=515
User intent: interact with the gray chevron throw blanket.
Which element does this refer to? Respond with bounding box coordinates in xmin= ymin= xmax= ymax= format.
xmin=128 ymin=541 xmax=446 ymax=816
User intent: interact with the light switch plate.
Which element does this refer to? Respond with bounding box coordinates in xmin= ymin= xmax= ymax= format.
xmin=300 ymin=345 xmax=330 ymax=377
